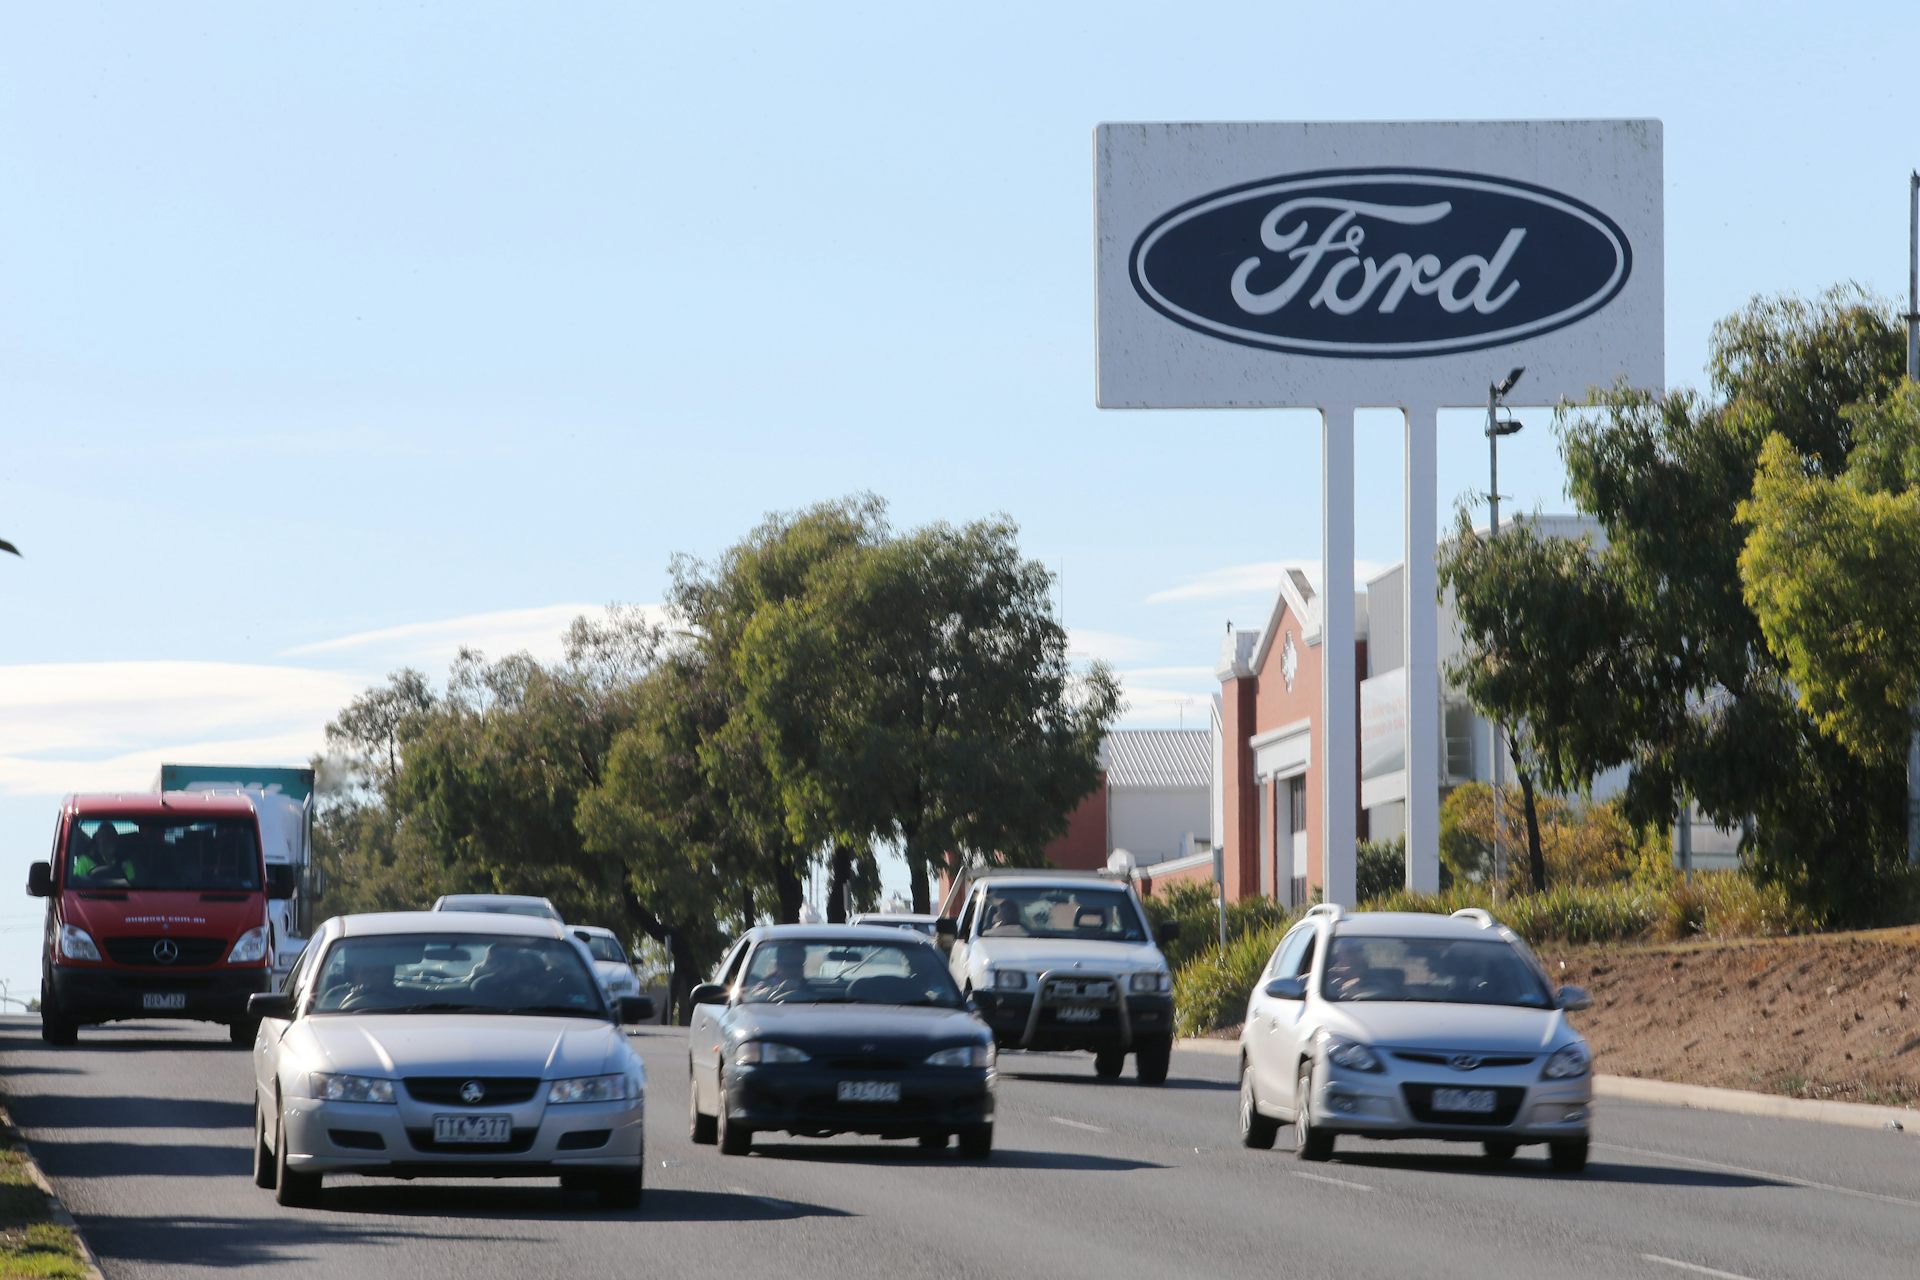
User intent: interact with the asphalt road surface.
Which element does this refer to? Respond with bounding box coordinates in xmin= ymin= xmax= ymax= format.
xmin=1 ymin=1015 xmax=1915 ymax=1279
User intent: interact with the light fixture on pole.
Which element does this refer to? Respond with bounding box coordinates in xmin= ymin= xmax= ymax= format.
xmin=1486 ymin=367 xmax=1524 ymax=898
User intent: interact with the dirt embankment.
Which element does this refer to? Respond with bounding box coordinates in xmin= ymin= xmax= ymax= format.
xmin=1539 ymin=927 xmax=1920 ymax=1107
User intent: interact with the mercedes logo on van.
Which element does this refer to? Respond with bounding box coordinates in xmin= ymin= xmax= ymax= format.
xmin=1129 ymin=168 xmax=1632 ymax=358
xmin=460 ymin=1080 xmax=486 ymax=1104
xmin=152 ymin=939 xmax=180 ymax=965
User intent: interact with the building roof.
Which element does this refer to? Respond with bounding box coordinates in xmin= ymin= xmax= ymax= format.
xmin=1102 ymin=729 xmax=1211 ymax=790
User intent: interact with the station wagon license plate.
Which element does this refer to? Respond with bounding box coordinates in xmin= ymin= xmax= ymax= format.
xmin=1432 ymin=1088 xmax=1497 ymax=1114
xmin=836 ymin=1081 xmax=900 ymax=1104
xmin=141 ymin=993 xmax=186 ymax=1011
xmin=1054 ymin=1006 xmax=1101 ymax=1022
xmin=432 ymin=1115 xmax=512 ymax=1143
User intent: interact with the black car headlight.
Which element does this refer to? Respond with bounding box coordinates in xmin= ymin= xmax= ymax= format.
xmin=925 ymin=1045 xmax=993 ymax=1068
xmin=734 ymin=1041 xmax=810 ymax=1066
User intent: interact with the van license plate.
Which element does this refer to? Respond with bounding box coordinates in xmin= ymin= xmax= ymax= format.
xmin=432 ymin=1115 xmax=512 ymax=1143
xmin=836 ymin=1081 xmax=900 ymax=1103
xmin=141 ymin=993 xmax=187 ymax=1011
xmin=1054 ymin=1006 xmax=1101 ymax=1022
xmin=1432 ymin=1088 xmax=1497 ymax=1114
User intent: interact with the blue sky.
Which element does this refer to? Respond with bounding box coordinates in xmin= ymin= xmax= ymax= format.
xmin=3 ymin=1 xmax=1916 ymax=994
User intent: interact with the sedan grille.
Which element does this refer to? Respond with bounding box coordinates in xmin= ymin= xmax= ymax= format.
xmin=405 ymin=1127 xmax=536 ymax=1155
xmin=403 ymin=1077 xmax=541 ymax=1106
xmin=1391 ymin=1052 xmax=1536 ymax=1070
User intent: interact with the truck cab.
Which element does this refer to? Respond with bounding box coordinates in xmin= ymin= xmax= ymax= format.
xmin=26 ymin=792 xmax=294 ymax=1046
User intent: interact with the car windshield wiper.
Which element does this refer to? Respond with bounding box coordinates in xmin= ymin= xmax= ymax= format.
xmin=382 ymin=1002 xmax=485 ymax=1014
xmin=498 ymin=1004 xmax=606 ymax=1018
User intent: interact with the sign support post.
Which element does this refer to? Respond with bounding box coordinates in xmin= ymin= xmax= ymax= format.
xmin=1403 ymin=406 xmax=1442 ymax=892
xmin=1321 ymin=405 xmax=1358 ymax=907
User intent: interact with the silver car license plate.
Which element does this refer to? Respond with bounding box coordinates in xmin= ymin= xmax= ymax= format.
xmin=1054 ymin=1006 xmax=1101 ymax=1022
xmin=1432 ymin=1087 xmax=1497 ymax=1114
xmin=141 ymin=993 xmax=187 ymax=1011
xmin=432 ymin=1115 xmax=512 ymax=1143
xmin=836 ymin=1081 xmax=900 ymax=1103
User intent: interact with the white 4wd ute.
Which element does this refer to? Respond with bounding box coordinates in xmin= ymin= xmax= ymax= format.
xmin=941 ymin=870 xmax=1178 ymax=1084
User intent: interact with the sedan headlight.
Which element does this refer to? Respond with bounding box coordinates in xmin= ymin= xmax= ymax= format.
xmin=991 ymin=969 xmax=1029 ymax=991
xmin=57 ymin=924 xmax=101 ymax=963
xmin=227 ymin=926 xmax=269 ymax=965
xmin=734 ymin=1041 xmax=810 ymax=1065
xmin=547 ymin=1073 xmax=631 ymax=1104
xmin=311 ymin=1073 xmax=396 ymax=1104
xmin=1130 ymin=971 xmax=1171 ymax=994
xmin=1542 ymin=1043 xmax=1592 ymax=1080
xmin=925 ymin=1045 xmax=994 ymax=1068
xmin=1320 ymin=1033 xmax=1383 ymax=1073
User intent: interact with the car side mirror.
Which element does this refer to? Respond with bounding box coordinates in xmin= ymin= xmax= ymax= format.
xmin=26 ymin=861 xmax=52 ymax=898
xmin=1556 ymin=984 xmax=1592 ymax=1012
xmin=1156 ymin=920 xmax=1181 ymax=947
xmin=618 ymin=995 xmax=655 ymax=1024
xmin=689 ymin=982 xmax=729 ymax=1007
xmin=265 ymin=864 xmax=298 ymax=900
xmin=248 ymin=992 xmax=296 ymax=1022
xmin=1263 ymin=975 xmax=1307 ymax=1001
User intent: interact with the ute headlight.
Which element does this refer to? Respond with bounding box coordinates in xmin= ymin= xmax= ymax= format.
xmin=57 ymin=924 xmax=101 ymax=963
xmin=734 ymin=1041 xmax=810 ymax=1066
xmin=926 ymin=1045 xmax=994 ymax=1068
xmin=991 ymin=969 xmax=1030 ymax=991
xmin=1130 ymin=971 xmax=1171 ymax=994
xmin=547 ymin=1073 xmax=630 ymax=1104
xmin=1542 ymin=1043 xmax=1592 ymax=1080
xmin=311 ymin=1073 xmax=396 ymax=1104
xmin=1320 ymin=1033 xmax=1384 ymax=1073
xmin=227 ymin=927 xmax=269 ymax=965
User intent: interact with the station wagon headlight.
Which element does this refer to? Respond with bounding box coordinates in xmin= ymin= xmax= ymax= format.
xmin=926 ymin=1045 xmax=993 ymax=1068
xmin=547 ymin=1073 xmax=630 ymax=1104
xmin=1130 ymin=971 xmax=1171 ymax=994
xmin=1542 ymin=1043 xmax=1591 ymax=1080
xmin=991 ymin=969 xmax=1029 ymax=991
xmin=1319 ymin=1033 xmax=1384 ymax=1073
xmin=734 ymin=1041 xmax=810 ymax=1066
xmin=57 ymin=924 xmax=101 ymax=963
xmin=227 ymin=927 xmax=269 ymax=965
xmin=311 ymin=1073 xmax=396 ymax=1104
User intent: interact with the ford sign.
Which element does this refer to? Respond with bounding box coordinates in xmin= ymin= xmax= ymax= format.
xmin=1129 ymin=169 xmax=1631 ymax=360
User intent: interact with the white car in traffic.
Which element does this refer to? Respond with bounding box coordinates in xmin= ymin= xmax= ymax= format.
xmin=571 ymin=925 xmax=647 ymax=1009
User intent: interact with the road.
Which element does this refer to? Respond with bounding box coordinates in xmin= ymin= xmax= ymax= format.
xmin=0 ymin=1015 xmax=1915 ymax=1279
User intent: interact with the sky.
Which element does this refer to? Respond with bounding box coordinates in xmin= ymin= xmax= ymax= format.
xmin=2 ymin=0 xmax=1916 ymax=996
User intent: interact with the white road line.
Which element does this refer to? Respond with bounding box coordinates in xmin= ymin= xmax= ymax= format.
xmin=728 ymin=1185 xmax=797 ymax=1211
xmin=1600 ymin=1141 xmax=1920 ymax=1211
xmin=1292 ymin=1171 xmax=1374 ymax=1192
xmin=1641 ymin=1254 xmax=1759 ymax=1280
xmin=1048 ymin=1116 xmax=1109 ymax=1133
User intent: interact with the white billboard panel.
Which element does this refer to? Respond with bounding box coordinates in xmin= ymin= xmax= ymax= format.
xmin=1095 ymin=121 xmax=1663 ymax=408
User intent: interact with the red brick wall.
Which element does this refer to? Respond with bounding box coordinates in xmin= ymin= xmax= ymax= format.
xmin=1219 ymin=676 xmax=1258 ymax=902
xmin=1042 ymin=773 xmax=1109 ymax=872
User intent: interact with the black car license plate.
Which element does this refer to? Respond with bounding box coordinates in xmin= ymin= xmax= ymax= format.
xmin=432 ymin=1115 xmax=512 ymax=1143
xmin=1054 ymin=1006 xmax=1101 ymax=1023
xmin=836 ymin=1081 xmax=900 ymax=1103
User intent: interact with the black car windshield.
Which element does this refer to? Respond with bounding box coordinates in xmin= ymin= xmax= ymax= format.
xmin=66 ymin=817 xmax=261 ymax=892
xmin=974 ymin=886 xmax=1147 ymax=943
xmin=739 ymin=939 xmax=964 ymax=1008
xmin=1320 ymin=936 xmax=1552 ymax=1008
xmin=310 ymin=934 xmax=608 ymax=1018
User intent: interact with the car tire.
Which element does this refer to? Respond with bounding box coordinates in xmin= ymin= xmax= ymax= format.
xmin=688 ymin=1069 xmax=717 ymax=1145
xmin=1134 ymin=1036 xmax=1172 ymax=1086
xmin=1239 ymin=1060 xmax=1279 ymax=1150
xmin=1548 ymin=1137 xmax=1589 ymax=1173
xmin=252 ymin=1093 xmax=276 ymax=1190
xmin=273 ymin=1099 xmax=322 ymax=1208
xmin=1094 ymin=1049 xmax=1125 ymax=1079
xmin=229 ymin=1018 xmax=258 ymax=1048
xmin=1483 ymin=1140 xmax=1519 ymax=1165
xmin=1293 ymin=1061 xmax=1334 ymax=1162
xmin=957 ymin=1124 xmax=993 ymax=1158
xmin=39 ymin=990 xmax=77 ymax=1047
xmin=917 ymin=1133 xmax=948 ymax=1151
xmin=594 ymin=1166 xmax=644 ymax=1211
xmin=716 ymin=1073 xmax=752 ymax=1157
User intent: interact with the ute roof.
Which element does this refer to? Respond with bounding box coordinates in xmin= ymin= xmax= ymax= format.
xmin=340 ymin=911 xmax=566 ymax=939
xmin=66 ymin=792 xmax=258 ymax=818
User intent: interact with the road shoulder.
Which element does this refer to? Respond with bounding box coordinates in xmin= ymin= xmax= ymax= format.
xmin=0 ymin=1103 xmax=106 ymax=1280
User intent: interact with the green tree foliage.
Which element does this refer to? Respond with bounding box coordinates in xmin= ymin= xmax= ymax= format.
xmin=1440 ymin=288 xmax=1909 ymax=922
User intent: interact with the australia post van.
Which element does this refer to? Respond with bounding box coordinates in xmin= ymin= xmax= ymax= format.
xmin=25 ymin=792 xmax=295 ymax=1046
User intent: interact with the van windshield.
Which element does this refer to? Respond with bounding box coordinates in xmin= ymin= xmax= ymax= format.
xmin=66 ymin=817 xmax=261 ymax=892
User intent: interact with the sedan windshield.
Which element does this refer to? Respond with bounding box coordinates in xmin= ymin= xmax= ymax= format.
xmin=1320 ymin=936 xmax=1552 ymax=1008
xmin=310 ymin=934 xmax=608 ymax=1017
xmin=739 ymin=940 xmax=964 ymax=1008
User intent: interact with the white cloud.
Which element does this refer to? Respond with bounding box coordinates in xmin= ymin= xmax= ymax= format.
xmin=1067 ymin=628 xmax=1162 ymax=665
xmin=1114 ymin=680 xmax=1214 ymax=730
xmin=283 ymin=603 xmax=668 ymax=668
xmin=1146 ymin=558 xmax=1394 ymax=605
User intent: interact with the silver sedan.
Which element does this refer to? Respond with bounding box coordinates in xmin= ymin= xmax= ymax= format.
xmin=248 ymin=910 xmax=652 ymax=1209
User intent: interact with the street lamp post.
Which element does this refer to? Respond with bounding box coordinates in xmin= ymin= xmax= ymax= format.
xmin=1486 ymin=368 xmax=1525 ymax=898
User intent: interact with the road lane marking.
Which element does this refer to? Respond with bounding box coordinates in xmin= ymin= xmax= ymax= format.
xmin=1292 ymin=1171 xmax=1374 ymax=1192
xmin=1600 ymin=1142 xmax=1920 ymax=1211
xmin=728 ymin=1185 xmax=801 ymax=1212
xmin=1641 ymin=1255 xmax=1758 ymax=1279
xmin=1048 ymin=1116 xmax=1109 ymax=1133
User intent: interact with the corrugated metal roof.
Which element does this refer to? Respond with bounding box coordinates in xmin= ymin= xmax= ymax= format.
xmin=1102 ymin=729 xmax=1211 ymax=790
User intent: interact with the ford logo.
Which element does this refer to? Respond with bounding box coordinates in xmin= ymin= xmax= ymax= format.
xmin=1130 ymin=168 xmax=1631 ymax=358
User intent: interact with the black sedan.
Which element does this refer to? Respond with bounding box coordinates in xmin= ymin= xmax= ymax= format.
xmin=687 ymin=926 xmax=996 ymax=1157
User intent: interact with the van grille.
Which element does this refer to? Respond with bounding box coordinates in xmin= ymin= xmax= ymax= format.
xmin=102 ymin=937 xmax=227 ymax=967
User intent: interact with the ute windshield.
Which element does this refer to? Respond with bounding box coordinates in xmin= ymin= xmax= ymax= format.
xmin=739 ymin=939 xmax=964 ymax=1008
xmin=66 ymin=817 xmax=261 ymax=892
xmin=310 ymin=934 xmax=609 ymax=1018
xmin=974 ymin=886 xmax=1147 ymax=943
xmin=1320 ymin=935 xmax=1553 ymax=1008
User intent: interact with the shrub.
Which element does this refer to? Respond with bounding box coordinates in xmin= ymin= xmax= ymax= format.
xmin=1173 ymin=921 xmax=1291 ymax=1037
xmin=1142 ymin=877 xmax=1286 ymax=970
xmin=1356 ymin=836 xmax=1406 ymax=901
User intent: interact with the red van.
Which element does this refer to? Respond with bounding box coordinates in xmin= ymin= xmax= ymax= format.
xmin=26 ymin=792 xmax=295 ymax=1046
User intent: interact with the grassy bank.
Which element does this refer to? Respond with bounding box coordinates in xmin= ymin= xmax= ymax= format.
xmin=0 ymin=1113 xmax=91 ymax=1279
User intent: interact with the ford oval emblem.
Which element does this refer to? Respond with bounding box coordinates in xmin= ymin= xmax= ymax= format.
xmin=1130 ymin=168 xmax=1631 ymax=358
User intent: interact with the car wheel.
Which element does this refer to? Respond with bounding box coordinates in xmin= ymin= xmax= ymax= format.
xmin=1293 ymin=1061 xmax=1334 ymax=1162
xmin=1093 ymin=1048 xmax=1125 ymax=1079
xmin=1134 ymin=1036 xmax=1171 ymax=1086
xmin=688 ymin=1067 xmax=717 ymax=1145
xmin=716 ymin=1073 xmax=752 ymax=1157
xmin=39 ymin=990 xmax=77 ymax=1047
xmin=1239 ymin=1060 xmax=1279 ymax=1150
xmin=273 ymin=1098 xmax=323 ymax=1208
xmin=1482 ymin=1140 xmax=1519 ymax=1165
xmin=594 ymin=1166 xmax=644 ymax=1211
xmin=957 ymin=1124 xmax=993 ymax=1158
xmin=1548 ymin=1138 xmax=1589 ymax=1173
xmin=917 ymin=1133 xmax=948 ymax=1151
xmin=229 ymin=1018 xmax=258 ymax=1048
xmin=252 ymin=1093 xmax=277 ymax=1190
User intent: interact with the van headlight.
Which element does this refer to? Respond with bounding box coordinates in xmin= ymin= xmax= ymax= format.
xmin=1542 ymin=1043 xmax=1591 ymax=1079
xmin=547 ymin=1073 xmax=630 ymax=1103
xmin=57 ymin=924 xmax=101 ymax=963
xmin=227 ymin=927 xmax=269 ymax=965
xmin=1130 ymin=971 xmax=1171 ymax=994
xmin=311 ymin=1073 xmax=396 ymax=1104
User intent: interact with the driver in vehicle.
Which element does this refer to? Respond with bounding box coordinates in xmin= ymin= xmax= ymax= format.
xmin=746 ymin=941 xmax=815 ymax=1002
xmin=1323 ymin=945 xmax=1373 ymax=1000
xmin=470 ymin=943 xmax=563 ymax=1007
xmin=321 ymin=953 xmax=399 ymax=1012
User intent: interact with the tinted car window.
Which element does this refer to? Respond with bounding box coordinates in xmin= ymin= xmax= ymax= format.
xmin=310 ymin=934 xmax=606 ymax=1017
xmin=973 ymin=887 xmax=1146 ymax=942
xmin=739 ymin=940 xmax=964 ymax=1008
xmin=66 ymin=817 xmax=260 ymax=891
xmin=1321 ymin=936 xmax=1551 ymax=1007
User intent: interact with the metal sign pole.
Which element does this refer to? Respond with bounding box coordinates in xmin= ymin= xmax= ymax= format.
xmin=1403 ymin=405 xmax=1442 ymax=893
xmin=1322 ymin=405 xmax=1358 ymax=907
